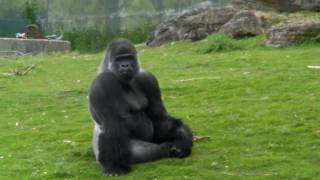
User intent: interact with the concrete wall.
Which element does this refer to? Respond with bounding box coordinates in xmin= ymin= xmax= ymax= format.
xmin=0 ymin=38 xmax=71 ymax=55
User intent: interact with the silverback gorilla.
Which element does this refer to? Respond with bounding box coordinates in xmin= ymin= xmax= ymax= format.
xmin=89 ymin=39 xmax=193 ymax=176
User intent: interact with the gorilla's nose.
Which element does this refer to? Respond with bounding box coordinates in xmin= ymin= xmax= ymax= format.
xmin=121 ymin=64 xmax=129 ymax=68
xmin=120 ymin=64 xmax=132 ymax=71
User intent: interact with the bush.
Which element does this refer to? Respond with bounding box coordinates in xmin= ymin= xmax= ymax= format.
xmin=64 ymin=24 xmax=155 ymax=53
xmin=64 ymin=29 xmax=109 ymax=53
xmin=21 ymin=0 xmax=38 ymax=24
xmin=298 ymin=36 xmax=320 ymax=46
xmin=200 ymin=34 xmax=266 ymax=53
xmin=202 ymin=34 xmax=243 ymax=53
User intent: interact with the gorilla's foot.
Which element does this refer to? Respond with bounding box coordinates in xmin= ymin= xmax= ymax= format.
xmin=169 ymin=145 xmax=191 ymax=158
xmin=104 ymin=165 xmax=131 ymax=176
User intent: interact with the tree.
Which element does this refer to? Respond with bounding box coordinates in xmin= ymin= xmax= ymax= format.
xmin=21 ymin=0 xmax=38 ymax=24
xmin=103 ymin=0 xmax=121 ymax=34
xmin=151 ymin=0 xmax=164 ymax=17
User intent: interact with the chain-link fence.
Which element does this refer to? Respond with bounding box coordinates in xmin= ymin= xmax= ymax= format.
xmin=0 ymin=0 xmax=232 ymax=52
xmin=0 ymin=0 xmax=231 ymax=35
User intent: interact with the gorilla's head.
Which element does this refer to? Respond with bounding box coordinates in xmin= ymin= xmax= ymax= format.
xmin=105 ymin=39 xmax=140 ymax=82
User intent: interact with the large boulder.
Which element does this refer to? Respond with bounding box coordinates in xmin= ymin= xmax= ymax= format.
xmin=232 ymin=0 xmax=320 ymax=12
xmin=146 ymin=7 xmax=237 ymax=46
xmin=266 ymin=20 xmax=320 ymax=47
xmin=219 ymin=11 xmax=263 ymax=38
xmin=179 ymin=7 xmax=237 ymax=41
xmin=146 ymin=7 xmax=208 ymax=46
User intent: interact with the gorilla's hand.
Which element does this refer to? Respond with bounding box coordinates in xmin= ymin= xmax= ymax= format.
xmin=169 ymin=143 xmax=191 ymax=158
xmin=104 ymin=165 xmax=131 ymax=176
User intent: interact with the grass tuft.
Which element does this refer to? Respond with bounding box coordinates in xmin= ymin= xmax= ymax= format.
xmin=200 ymin=34 xmax=266 ymax=53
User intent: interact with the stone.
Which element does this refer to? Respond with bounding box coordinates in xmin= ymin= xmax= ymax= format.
xmin=180 ymin=7 xmax=237 ymax=41
xmin=146 ymin=7 xmax=208 ymax=46
xmin=232 ymin=0 xmax=320 ymax=12
xmin=266 ymin=20 xmax=320 ymax=47
xmin=146 ymin=7 xmax=237 ymax=46
xmin=219 ymin=11 xmax=263 ymax=38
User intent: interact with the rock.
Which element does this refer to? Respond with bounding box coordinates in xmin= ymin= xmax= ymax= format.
xmin=232 ymin=0 xmax=320 ymax=12
xmin=180 ymin=7 xmax=237 ymax=41
xmin=253 ymin=11 xmax=272 ymax=32
xmin=219 ymin=11 xmax=263 ymax=38
xmin=146 ymin=7 xmax=237 ymax=46
xmin=300 ymin=0 xmax=320 ymax=11
xmin=146 ymin=7 xmax=207 ymax=46
xmin=266 ymin=20 xmax=320 ymax=47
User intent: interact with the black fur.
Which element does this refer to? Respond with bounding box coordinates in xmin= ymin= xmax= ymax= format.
xmin=89 ymin=38 xmax=193 ymax=176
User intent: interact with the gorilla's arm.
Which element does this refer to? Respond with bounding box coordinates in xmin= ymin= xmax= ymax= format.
xmin=89 ymin=73 xmax=131 ymax=174
xmin=135 ymin=71 xmax=193 ymax=156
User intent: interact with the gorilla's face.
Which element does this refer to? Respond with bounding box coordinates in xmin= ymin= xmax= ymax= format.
xmin=111 ymin=54 xmax=139 ymax=82
xmin=105 ymin=39 xmax=140 ymax=83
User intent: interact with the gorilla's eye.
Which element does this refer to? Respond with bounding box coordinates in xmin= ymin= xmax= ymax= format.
xmin=116 ymin=55 xmax=135 ymax=61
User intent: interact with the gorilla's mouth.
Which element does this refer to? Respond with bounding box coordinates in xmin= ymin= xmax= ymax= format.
xmin=120 ymin=70 xmax=133 ymax=75
xmin=119 ymin=70 xmax=134 ymax=79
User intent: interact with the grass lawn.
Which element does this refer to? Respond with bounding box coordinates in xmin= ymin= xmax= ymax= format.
xmin=0 ymin=36 xmax=320 ymax=179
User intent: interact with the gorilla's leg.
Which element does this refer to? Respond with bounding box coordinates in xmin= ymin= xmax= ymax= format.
xmin=170 ymin=120 xmax=193 ymax=158
xmin=154 ymin=117 xmax=193 ymax=158
xmin=92 ymin=122 xmax=131 ymax=176
xmin=96 ymin=132 xmax=131 ymax=176
xmin=129 ymin=139 xmax=172 ymax=163
xmin=92 ymin=123 xmax=100 ymax=159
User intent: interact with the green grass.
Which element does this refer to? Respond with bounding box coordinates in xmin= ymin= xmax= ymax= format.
xmin=199 ymin=34 xmax=266 ymax=53
xmin=0 ymin=36 xmax=320 ymax=179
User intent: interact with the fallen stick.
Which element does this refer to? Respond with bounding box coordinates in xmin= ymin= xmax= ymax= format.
xmin=178 ymin=77 xmax=221 ymax=82
xmin=193 ymin=135 xmax=210 ymax=142
xmin=308 ymin=65 xmax=320 ymax=69
xmin=0 ymin=73 xmax=14 ymax=76
xmin=21 ymin=64 xmax=36 ymax=75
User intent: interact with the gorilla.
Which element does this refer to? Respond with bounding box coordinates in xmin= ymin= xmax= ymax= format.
xmin=89 ymin=38 xmax=193 ymax=176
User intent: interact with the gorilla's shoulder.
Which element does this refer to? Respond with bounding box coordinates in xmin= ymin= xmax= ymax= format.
xmin=135 ymin=70 xmax=158 ymax=84
xmin=91 ymin=72 xmax=121 ymax=93
xmin=95 ymin=72 xmax=118 ymax=83
xmin=134 ymin=70 xmax=161 ymax=94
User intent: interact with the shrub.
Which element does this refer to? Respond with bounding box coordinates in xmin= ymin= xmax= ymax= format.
xmin=64 ymin=24 xmax=155 ymax=53
xmin=21 ymin=0 xmax=38 ymax=24
xmin=64 ymin=29 xmax=109 ymax=53
xmin=200 ymin=34 xmax=266 ymax=53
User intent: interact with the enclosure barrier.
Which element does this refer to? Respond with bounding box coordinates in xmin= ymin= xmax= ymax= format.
xmin=0 ymin=38 xmax=71 ymax=56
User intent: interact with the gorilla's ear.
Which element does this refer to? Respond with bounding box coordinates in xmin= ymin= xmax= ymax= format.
xmin=98 ymin=51 xmax=112 ymax=74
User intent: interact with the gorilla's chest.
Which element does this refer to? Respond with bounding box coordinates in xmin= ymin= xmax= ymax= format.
xmin=124 ymin=86 xmax=153 ymax=141
xmin=124 ymin=87 xmax=148 ymax=112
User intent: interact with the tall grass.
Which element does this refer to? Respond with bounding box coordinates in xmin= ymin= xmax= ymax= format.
xmin=64 ymin=25 xmax=155 ymax=53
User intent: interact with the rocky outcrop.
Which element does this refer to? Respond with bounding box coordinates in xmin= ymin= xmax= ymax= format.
xmin=146 ymin=7 xmax=237 ymax=46
xmin=232 ymin=0 xmax=320 ymax=12
xmin=219 ymin=11 xmax=263 ymax=38
xmin=266 ymin=20 xmax=320 ymax=47
xmin=146 ymin=4 xmax=320 ymax=48
xmin=179 ymin=7 xmax=237 ymax=41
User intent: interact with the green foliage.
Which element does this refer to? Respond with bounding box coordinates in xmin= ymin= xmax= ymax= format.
xmin=200 ymin=34 xmax=266 ymax=53
xmin=296 ymin=35 xmax=320 ymax=46
xmin=202 ymin=34 xmax=243 ymax=53
xmin=21 ymin=0 xmax=38 ymax=24
xmin=64 ymin=24 xmax=155 ymax=53
xmin=120 ymin=24 xmax=156 ymax=44
xmin=64 ymin=29 xmax=109 ymax=54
